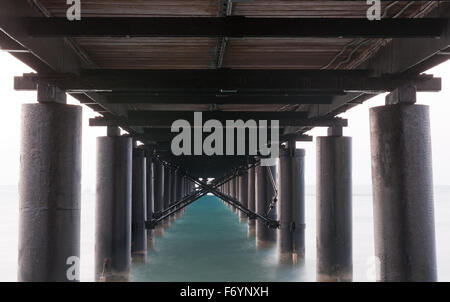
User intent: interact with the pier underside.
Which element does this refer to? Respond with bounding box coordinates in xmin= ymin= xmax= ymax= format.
xmin=1 ymin=0 xmax=449 ymax=282
xmin=2 ymin=0 xmax=449 ymax=177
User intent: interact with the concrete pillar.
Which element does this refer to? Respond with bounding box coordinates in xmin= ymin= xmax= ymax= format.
xmin=187 ymin=180 xmax=191 ymax=197
xmin=222 ymin=182 xmax=225 ymax=207
xmin=223 ymin=181 xmax=228 ymax=207
xmin=153 ymin=161 xmax=165 ymax=237
xmin=186 ymin=178 xmax=189 ymax=195
xmin=18 ymin=102 xmax=82 ymax=282
xmin=180 ymin=176 xmax=185 ymax=198
xmin=223 ymin=181 xmax=227 ymax=207
xmin=370 ymin=88 xmax=437 ymax=282
xmin=162 ymin=165 xmax=171 ymax=228
xmin=316 ymin=128 xmax=352 ymax=282
xmin=228 ymin=178 xmax=232 ymax=210
xmin=175 ymin=171 xmax=183 ymax=218
xmin=221 ymin=183 xmax=224 ymax=202
xmin=182 ymin=176 xmax=188 ymax=214
xmin=170 ymin=168 xmax=178 ymax=222
xmin=277 ymin=147 xmax=305 ymax=265
xmin=228 ymin=178 xmax=233 ymax=211
xmin=230 ymin=177 xmax=236 ymax=212
xmin=179 ymin=176 xmax=185 ymax=215
xmin=131 ymin=148 xmax=147 ymax=263
xmin=247 ymin=165 xmax=256 ymax=237
xmin=146 ymin=156 xmax=154 ymax=249
xmin=255 ymin=164 xmax=277 ymax=248
xmin=234 ymin=176 xmax=240 ymax=214
xmin=239 ymin=171 xmax=249 ymax=223
xmin=95 ymin=129 xmax=132 ymax=282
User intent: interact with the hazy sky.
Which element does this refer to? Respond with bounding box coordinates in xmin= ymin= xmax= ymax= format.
xmin=0 ymin=51 xmax=449 ymax=189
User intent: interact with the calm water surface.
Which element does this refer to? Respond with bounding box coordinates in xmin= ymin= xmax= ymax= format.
xmin=1 ymin=185 xmax=449 ymax=282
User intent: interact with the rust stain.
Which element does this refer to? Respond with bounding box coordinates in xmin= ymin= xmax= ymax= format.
xmin=35 ymin=1 xmax=438 ymax=70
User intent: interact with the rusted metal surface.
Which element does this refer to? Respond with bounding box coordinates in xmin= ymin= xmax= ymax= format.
xmin=37 ymin=0 xmax=219 ymax=17
xmin=233 ymin=1 xmax=433 ymax=18
xmin=75 ymin=37 xmax=216 ymax=69
xmin=32 ymin=1 xmax=438 ymax=71
xmin=126 ymin=104 xmax=296 ymax=112
xmin=37 ymin=0 xmax=433 ymax=18
xmin=224 ymin=38 xmax=355 ymax=69
xmin=3 ymin=0 xmax=446 ymax=151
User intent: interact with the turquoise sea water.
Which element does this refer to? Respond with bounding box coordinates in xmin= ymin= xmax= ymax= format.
xmin=131 ymin=195 xmax=313 ymax=282
xmin=1 ymin=185 xmax=450 ymax=282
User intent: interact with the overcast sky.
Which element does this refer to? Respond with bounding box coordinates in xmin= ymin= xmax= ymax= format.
xmin=0 ymin=51 xmax=449 ymax=189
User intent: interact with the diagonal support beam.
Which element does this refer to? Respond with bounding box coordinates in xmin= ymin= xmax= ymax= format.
xmin=147 ymin=163 xmax=240 ymax=228
xmin=147 ymin=158 xmax=278 ymax=228
xmin=185 ymin=168 xmax=279 ymax=228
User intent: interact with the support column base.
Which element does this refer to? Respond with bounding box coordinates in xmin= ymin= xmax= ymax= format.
xmin=147 ymin=231 xmax=154 ymax=250
xmin=278 ymin=252 xmax=305 ymax=266
xmin=95 ymin=135 xmax=132 ymax=284
xmin=98 ymin=270 xmax=130 ymax=283
xmin=370 ymin=103 xmax=436 ymax=281
xmin=19 ymin=103 xmax=82 ymax=282
xmin=316 ymin=273 xmax=352 ymax=282
xmin=132 ymin=252 xmax=147 ymax=263
xmin=316 ymin=136 xmax=352 ymax=283
xmin=154 ymin=226 xmax=164 ymax=237
xmin=256 ymin=240 xmax=276 ymax=249
xmin=162 ymin=220 xmax=171 ymax=229
xmin=248 ymin=225 xmax=256 ymax=238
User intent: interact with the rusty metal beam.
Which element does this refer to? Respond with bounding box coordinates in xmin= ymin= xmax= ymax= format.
xmin=89 ymin=115 xmax=347 ymax=128
xmin=10 ymin=17 xmax=449 ymax=39
xmin=14 ymin=70 xmax=441 ymax=93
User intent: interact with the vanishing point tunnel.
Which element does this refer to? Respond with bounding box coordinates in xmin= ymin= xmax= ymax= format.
xmin=1 ymin=0 xmax=450 ymax=282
